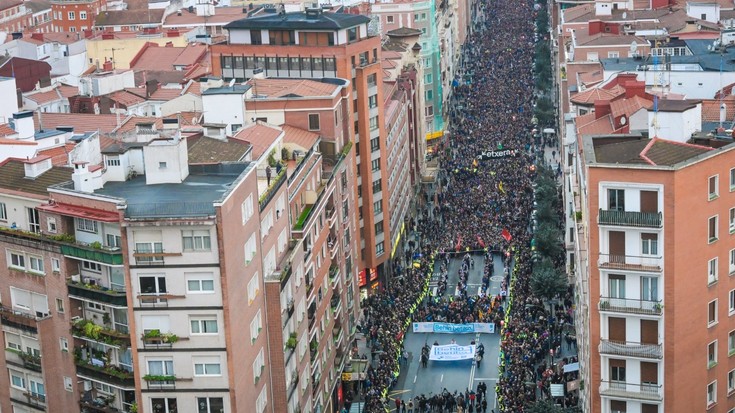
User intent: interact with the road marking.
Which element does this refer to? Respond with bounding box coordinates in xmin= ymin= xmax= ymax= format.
xmin=440 ymin=374 xmax=444 ymax=382
xmin=388 ymin=389 xmax=412 ymax=396
xmin=474 ymin=377 xmax=499 ymax=381
xmin=414 ymin=375 xmax=417 ymax=384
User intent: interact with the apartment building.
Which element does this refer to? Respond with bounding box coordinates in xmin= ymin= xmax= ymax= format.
xmin=212 ymin=7 xmax=394 ymax=289
xmin=50 ymin=0 xmax=106 ymax=32
xmin=566 ymin=131 xmax=735 ymax=413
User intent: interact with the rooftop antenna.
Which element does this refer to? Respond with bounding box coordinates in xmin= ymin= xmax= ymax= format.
xmin=629 ymin=41 xmax=638 ymax=57
xmin=229 ymin=78 xmax=236 ymax=90
xmin=651 ymin=40 xmax=660 ymax=137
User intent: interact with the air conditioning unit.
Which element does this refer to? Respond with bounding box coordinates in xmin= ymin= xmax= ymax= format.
xmin=71 ymin=274 xmax=81 ymax=283
xmin=83 ymin=380 xmax=92 ymax=391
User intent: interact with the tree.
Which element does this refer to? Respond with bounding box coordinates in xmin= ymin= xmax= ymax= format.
xmin=526 ymin=400 xmax=567 ymax=413
xmin=535 ymin=220 xmax=563 ymax=258
xmin=531 ymin=258 xmax=568 ymax=302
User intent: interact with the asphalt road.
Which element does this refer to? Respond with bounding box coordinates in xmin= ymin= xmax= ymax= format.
xmin=385 ymin=253 xmax=507 ymax=412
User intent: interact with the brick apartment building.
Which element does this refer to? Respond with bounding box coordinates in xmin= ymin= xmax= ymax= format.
xmin=567 ymin=131 xmax=735 ymax=413
xmin=211 ymin=6 xmax=396 ymax=292
xmin=50 ymin=0 xmax=106 ymax=32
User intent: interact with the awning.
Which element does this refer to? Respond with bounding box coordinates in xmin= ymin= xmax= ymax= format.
xmin=38 ymin=202 xmax=119 ymax=222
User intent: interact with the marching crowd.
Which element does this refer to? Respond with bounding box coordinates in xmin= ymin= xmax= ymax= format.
xmin=353 ymin=0 xmax=577 ymax=409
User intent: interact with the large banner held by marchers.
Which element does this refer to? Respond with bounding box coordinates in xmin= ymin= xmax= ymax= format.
xmin=429 ymin=344 xmax=477 ymax=361
xmin=476 ymin=149 xmax=519 ymax=160
xmin=412 ymin=322 xmax=495 ymax=334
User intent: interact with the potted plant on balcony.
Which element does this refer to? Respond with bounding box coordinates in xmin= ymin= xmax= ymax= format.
xmin=286 ymin=333 xmax=297 ymax=350
xmin=143 ymin=329 xmax=178 ymax=344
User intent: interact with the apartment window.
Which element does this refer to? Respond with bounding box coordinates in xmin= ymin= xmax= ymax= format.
xmin=250 ymin=310 xmax=262 ymax=343
xmin=372 ymin=179 xmax=382 ymax=194
xmin=63 ymin=376 xmax=73 ymax=392
xmin=0 ymin=202 xmax=6 ymax=220
xmin=68 ymin=11 xmax=75 ymax=20
xmin=370 ymin=137 xmax=380 ymax=152
xmin=82 ymin=260 xmax=102 ymax=272
xmin=710 ymin=175 xmax=719 ymax=199
xmin=26 ymin=255 xmax=43 ymax=274
xmin=247 ymin=272 xmax=259 ymax=304
xmin=730 ymin=208 xmax=735 ymax=233
xmin=709 ymin=300 xmax=718 ymax=326
xmin=252 ymin=348 xmax=265 ymax=382
xmin=367 ymin=73 xmax=377 ymax=87
xmin=608 ymin=189 xmax=625 ymax=211
xmin=710 ymin=216 xmax=719 ymax=243
xmin=139 ymin=276 xmax=167 ymax=295
xmin=608 ymin=274 xmax=625 ymax=298
xmin=347 ymin=27 xmax=357 ymax=42
xmin=730 ymin=331 xmax=735 ymax=356
xmin=193 ymin=357 xmax=222 ymax=376
xmin=730 ymin=168 xmax=735 ymax=191
xmin=641 ymin=234 xmax=658 ymax=255
xmin=731 ymin=290 xmax=735 ymax=316
xmin=190 ymin=318 xmax=218 ymax=334
xmin=159 ymin=162 xmax=167 ymax=169
xmin=242 ymin=195 xmax=254 ymax=224
xmin=187 ymin=277 xmax=214 ymax=293
xmin=308 ymin=114 xmax=320 ymax=131
xmin=731 ymin=249 xmax=735 ymax=275
xmin=76 ymin=218 xmax=98 ymax=233
xmin=10 ymin=370 xmax=25 ymax=389
xmin=55 ymin=298 xmax=64 ymax=313
xmin=373 ymin=201 xmax=382 ymax=214
xmin=369 ymin=116 xmax=379 ymax=131
xmin=9 ymin=251 xmax=25 ymax=269
xmin=151 ymin=398 xmax=178 ymax=413
xmin=374 ymin=221 xmax=384 ymax=235
xmin=368 ymin=94 xmax=378 ymax=109
xmin=60 ymin=337 xmax=68 ymax=352
xmin=729 ymin=370 xmax=735 ymax=394
xmin=425 ymin=73 xmax=433 ymax=84
xmin=376 ymin=241 xmax=385 ymax=256
xmin=182 ymin=230 xmax=211 ymax=251
xmin=46 ymin=217 xmax=57 ymax=233
xmin=371 ymin=159 xmax=381 ymax=172
xmin=79 ymin=11 xmax=87 ymax=19
xmin=197 ymin=397 xmax=224 ymax=413
xmin=710 ymin=340 xmax=719 ymax=368
xmin=608 ymin=51 xmax=619 ymax=58
xmin=386 ymin=15 xmax=394 ymax=23
xmin=426 ymin=89 xmax=433 ymax=101
xmin=29 ymin=379 xmax=45 ymax=402
xmin=709 ymin=258 xmax=719 ymax=285
xmin=147 ymin=359 xmax=174 ymax=376
xmin=708 ymin=381 xmax=717 ymax=407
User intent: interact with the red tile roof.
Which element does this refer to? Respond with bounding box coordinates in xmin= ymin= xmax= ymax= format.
xmin=37 ymin=143 xmax=76 ymax=166
xmin=37 ymin=202 xmax=119 ymax=222
xmin=571 ymin=86 xmax=624 ymax=105
xmin=33 ymin=113 xmax=121 ymax=133
xmin=0 ymin=123 xmax=17 ymax=137
xmin=131 ymin=43 xmax=207 ymax=72
xmin=282 ymin=125 xmax=319 ymax=150
xmin=247 ymin=78 xmax=340 ymax=98
xmin=701 ymin=97 xmax=735 ymax=122
xmin=610 ymin=95 xmax=653 ymax=120
xmin=577 ymin=113 xmax=617 ymax=136
xmin=232 ymin=122 xmax=283 ymax=159
xmin=109 ymin=90 xmax=146 ymax=107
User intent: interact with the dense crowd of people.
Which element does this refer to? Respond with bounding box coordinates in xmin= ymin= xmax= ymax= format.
xmin=351 ymin=0 xmax=582 ymax=409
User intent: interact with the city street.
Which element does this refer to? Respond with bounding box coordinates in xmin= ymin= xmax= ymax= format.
xmin=384 ymin=253 xmax=507 ymax=412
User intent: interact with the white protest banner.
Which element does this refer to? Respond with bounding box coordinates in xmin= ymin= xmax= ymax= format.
xmin=412 ymin=322 xmax=495 ymax=334
xmin=429 ymin=344 xmax=476 ymax=361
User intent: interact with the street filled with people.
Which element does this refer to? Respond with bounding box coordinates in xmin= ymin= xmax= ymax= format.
xmin=353 ymin=0 xmax=581 ymax=409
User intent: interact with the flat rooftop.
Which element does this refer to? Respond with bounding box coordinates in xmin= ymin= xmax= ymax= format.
xmin=93 ymin=163 xmax=253 ymax=218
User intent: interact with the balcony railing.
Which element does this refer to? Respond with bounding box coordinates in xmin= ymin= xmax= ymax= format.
xmin=598 ymin=253 xmax=662 ymax=272
xmin=75 ymin=361 xmax=135 ymax=388
xmin=598 ymin=209 xmax=662 ymax=228
xmin=67 ymin=281 xmax=127 ymax=307
xmin=0 ymin=305 xmax=38 ymax=334
xmin=599 ymin=380 xmax=662 ymax=401
xmin=599 ymin=339 xmax=662 ymax=359
xmin=598 ymin=297 xmax=662 ymax=315
xmin=71 ymin=319 xmax=131 ymax=348
xmin=60 ymin=244 xmax=123 ymax=265
xmin=259 ymin=168 xmax=287 ymax=212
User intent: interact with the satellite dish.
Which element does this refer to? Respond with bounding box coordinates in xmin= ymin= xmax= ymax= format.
xmin=708 ymin=44 xmax=714 ymax=51
xmin=622 ymin=12 xmax=627 ymax=19
xmin=620 ymin=115 xmax=627 ymax=125
xmin=228 ymin=78 xmax=236 ymax=88
xmin=630 ymin=41 xmax=638 ymax=54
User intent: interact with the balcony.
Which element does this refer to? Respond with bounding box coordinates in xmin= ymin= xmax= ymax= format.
xmin=598 ymin=253 xmax=662 ymax=273
xmin=79 ymin=400 xmax=120 ymax=413
xmin=142 ymin=375 xmax=179 ymax=389
xmin=329 ymin=265 xmax=339 ymax=284
xmin=60 ymin=244 xmax=123 ymax=265
xmin=288 ymin=375 xmax=300 ymax=401
xmin=598 ymin=297 xmax=662 ymax=316
xmin=279 ymin=264 xmax=293 ymax=290
xmin=330 ymin=295 xmax=342 ymax=314
xmin=294 ymin=204 xmax=315 ymax=231
xmin=598 ymin=209 xmax=662 ymax=228
xmin=259 ymin=167 xmax=287 ymax=212
xmin=75 ymin=359 xmax=135 ymax=388
xmin=599 ymin=339 xmax=662 ymax=359
xmin=327 ymin=207 xmax=338 ymax=227
xmin=67 ymin=280 xmax=127 ymax=307
xmin=0 ymin=305 xmax=38 ymax=334
xmin=599 ymin=380 xmax=662 ymax=401
xmin=72 ymin=319 xmax=131 ymax=348
xmin=141 ymin=330 xmax=181 ymax=349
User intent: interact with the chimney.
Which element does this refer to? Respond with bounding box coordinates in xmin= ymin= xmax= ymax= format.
xmin=594 ymin=100 xmax=612 ymax=119
xmin=23 ymin=156 xmax=53 ymax=178
xmin=101 ymin=33 xmax=115 ymax=40
xmin=102 ymin=59 xmax=113 ymax=71
xmin=72 ymin=161 xmax=101 ymax=193
xmin=165 ymin=41 xmax=174 ymax=47
xmin=624 ymin=81 xmax=646 ymax=99
xmin=166 ymin=29 xmax=180 ymax=37
xmin=30 ymin=33 xmax=44 ymax=42
xmin=588 ymin=20 xmax=603 ymax=36
xmin=84 ymin=29 xmax=94 ymax=39
xmin=12 ymin=111 xmax=34 ymax=140
xmin=145 ymin=79 xmax=159 ymax=98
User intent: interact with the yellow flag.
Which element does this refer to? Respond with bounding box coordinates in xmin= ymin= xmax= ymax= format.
xmin=499 ymin=182 xmax=506 ymax=194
